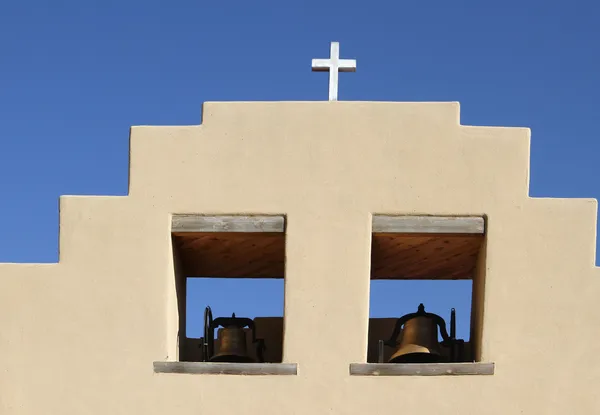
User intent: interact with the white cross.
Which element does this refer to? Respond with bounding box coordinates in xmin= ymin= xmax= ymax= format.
xmin=311 ymin=42 xmax=356 ymax=101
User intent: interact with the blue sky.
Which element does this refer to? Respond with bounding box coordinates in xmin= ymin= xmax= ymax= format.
xmin=1 ymin=1 xmax=598 ymax=342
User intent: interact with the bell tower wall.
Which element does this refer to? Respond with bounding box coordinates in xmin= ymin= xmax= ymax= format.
xmin=0 ymin=101 xmax=599 ymax=414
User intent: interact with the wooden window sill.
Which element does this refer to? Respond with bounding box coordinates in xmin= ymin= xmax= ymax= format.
xmin=349 ymin=362 xmax=494 ymax=376
xmin=153 ymin=362 xmax=297 ymax=376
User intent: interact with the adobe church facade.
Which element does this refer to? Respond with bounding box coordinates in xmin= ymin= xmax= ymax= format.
xmin=1 ymin=100 xmax=599 ymax=414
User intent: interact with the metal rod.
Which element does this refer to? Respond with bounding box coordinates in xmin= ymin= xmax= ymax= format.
xmin=450 ymin=308 xmax=456 ymax=362
xmin=378 ymin=340 xmax=385 ymax=363
xmin=450 ymin=308 xmax=456 ymax=339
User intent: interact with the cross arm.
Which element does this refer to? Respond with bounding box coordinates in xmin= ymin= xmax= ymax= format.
xmin=311 ymin=59 xmax=331 ymax=71
xmin=339 ymin=59 xmax=357 ymax=72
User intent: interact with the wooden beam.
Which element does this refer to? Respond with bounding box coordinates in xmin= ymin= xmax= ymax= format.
xmin=153 ymin=362 xmax=297 ymax=375
xmin=372 ymin=215 xmax=484 ymax=234
xmin=349 ymin=362 xmax=494 ymax=376
xmin=172 ymin=215 xmax=285 ymax=233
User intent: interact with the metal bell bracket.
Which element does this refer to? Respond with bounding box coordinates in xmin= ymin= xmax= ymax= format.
xmin=200 ymin=306 xmax=213 ymax=362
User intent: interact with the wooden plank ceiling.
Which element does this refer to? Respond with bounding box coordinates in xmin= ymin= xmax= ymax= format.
xmin=173 ymin=231 xmax=484 ymax=280
xmin=371 ymin=233 xmax=484 ymax=280
xmin=173 ymin=232 xmax=285 ymax=278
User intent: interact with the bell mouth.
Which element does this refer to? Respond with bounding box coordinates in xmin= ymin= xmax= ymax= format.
xmin=389 ymin=352 xmax=443 ymax=364
xmin=209 ymin=355 xmax=255 ymax=363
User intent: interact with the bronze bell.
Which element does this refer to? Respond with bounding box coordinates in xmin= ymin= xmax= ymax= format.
xmin=210 ymin=313 xmax=255 ymax=362
xmin=200 ymin=307 xmax=265 ymax=363
xmin=385 ymin=304 xmax=454 ymax=364
xmin=212 ymin=325 xmax=253 ymax=362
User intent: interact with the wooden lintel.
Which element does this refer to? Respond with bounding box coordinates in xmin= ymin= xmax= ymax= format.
xmin=349 ymin=362 xmax=494 ymax=376
xmin=372 ymin=215 xmax=485 ymax=234
xmin=172 ymin=215 xmax=285 ymax=233
xmin=153 ymin=362 xmax=297 ymax=375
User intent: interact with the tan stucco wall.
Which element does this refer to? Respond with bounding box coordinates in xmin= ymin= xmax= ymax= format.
xmin=1 ymin=102 xmax=599 ymax=414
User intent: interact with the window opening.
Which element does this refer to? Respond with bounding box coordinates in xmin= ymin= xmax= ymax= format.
xmin=171 ymin=215 xmax=286 ymax=364
xmin=368 ymin=216 xmax=486 ymax=364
